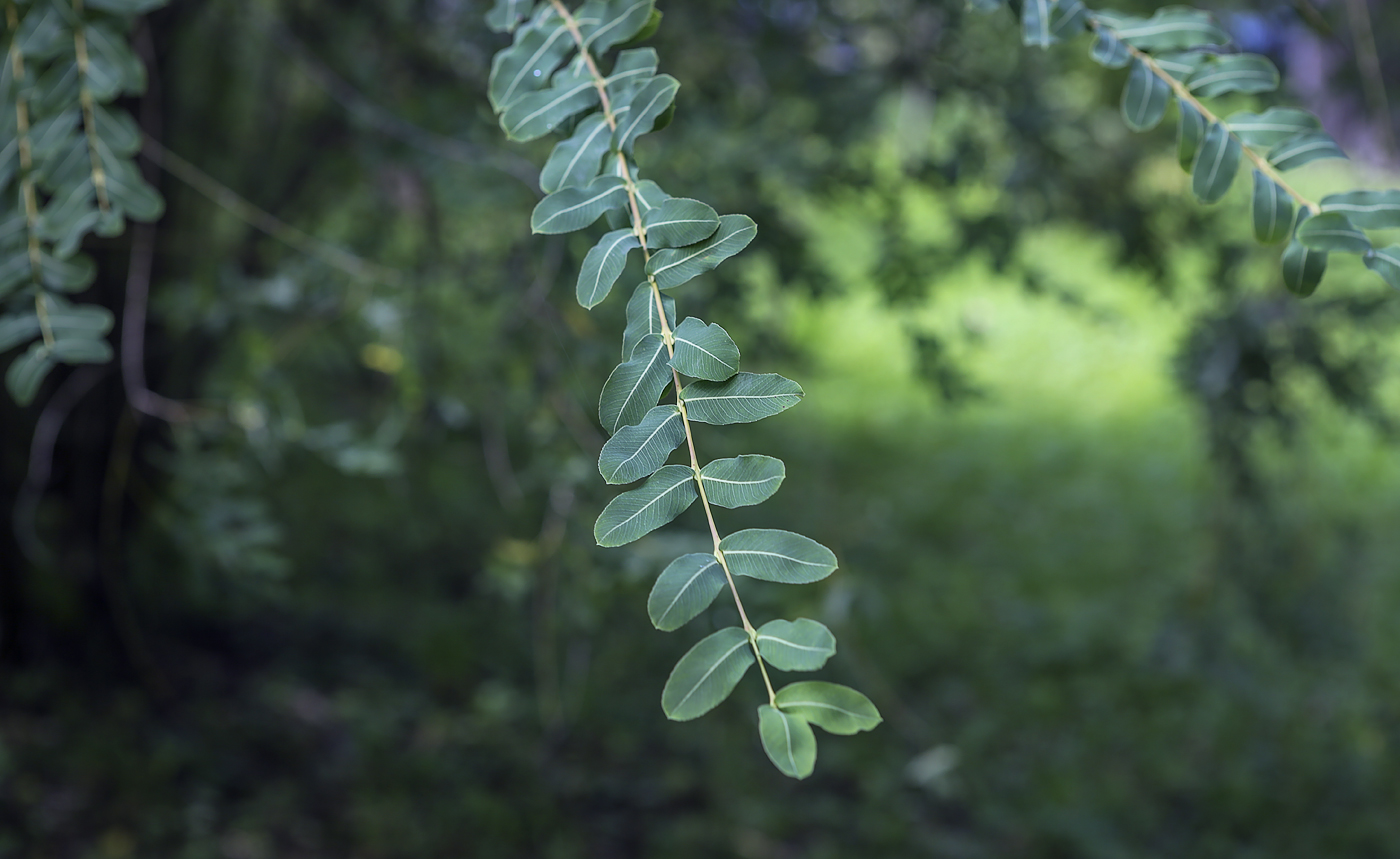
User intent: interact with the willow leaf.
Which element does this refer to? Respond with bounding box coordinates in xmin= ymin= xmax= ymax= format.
xmin=487 ymin=9 xmax=570 ymax=111
xmin=1251 ymin=171 xmax=1293 ymax=245
xmin=774 ymin=681 xmax=882 ymax=735
xmin=1227 ymin=108 xmax=1320 ymax=149
xmin=648 ymin=553 xmax=725 ymax=631
xmin=1191 ymin=122 xmax=1240 ymax=204
xmin=642 ymin=197 xmax=719 ymax=249
xmin=594 ymin=465 xmax=697 ymax=547
xmin=1320 ymin=190 xmax=1400 ymax=230
xmin=699 ymin=454 xmax=785 ymax=509
xmin=1177 ymin=100 xmax=1205 ymax=171
xmin=1121 ymin=60 xmax=1169 ymax=132
xmin=1268 ymin=131 xmax=1346 ymax=172
xmin=646 ymin=214 xmax=757 ymax=289
xmin=661 ymin=626 xmax=754 ymax=721
xmin=681 ymin=372 xmax=802 ymax=425
xmin=670 ymin=316 xmax=740 ymax=381
xmin=599 ymin=334 xmax=672 ymax=434
xmin=720 ymin=529 xmax=837 ymax=584
xmin=758 ymin=705 xmax=816 ymax=779
xmin=1295 ymin=212 xmax=1370 ymax=255
xmin=614 ymin=74 xmax=679 ymax=153
xmin=540 ymin=114 xmax=611 ymax=193
xmin=622 ymin=282 xmax=675 ymax=360
xmin=1090 ymin=29 xmax=1130 ymax=69
xmin=1187 ymin=55 xmax=1278 ymax=98
xmin=577 ymin=228 xmax=640 ymax=309
xmin=1282 ymin=210 xmax=1327 ymax=297
xmin=598 ymin=404 xmax=686 ymax=484
xmin=1112 ymin=8 xmax=1228 ymax=51
xmin=755 ymin=618 xmax=836 ymax=672
xmin=1365 ymin=246 xmax=1400 ymax=290
xmin=532 ymin=176 xmax=628 ymax=235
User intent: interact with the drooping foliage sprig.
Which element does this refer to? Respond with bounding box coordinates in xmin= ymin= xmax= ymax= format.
xmin=974 ymin=0 xmax=1400 ymax=297
xmin=1 ymin=0 xmax=165 ymax=404
xmin=485 ymin=0 xmax=882 ymax=779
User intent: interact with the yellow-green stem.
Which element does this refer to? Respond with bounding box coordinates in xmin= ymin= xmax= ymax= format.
xmin=72 ymin=0 xmax=111 ymax=213
xmin=7 ymin=1 xmax=55 ymax=348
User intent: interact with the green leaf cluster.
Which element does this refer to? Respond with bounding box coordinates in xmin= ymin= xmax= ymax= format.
xmin=487 ymin=0 xmax=879 ymax=778
xmin=2 ymin=0 xmax=167 ymax=404
xmin=973 ymin=0 xmax=1400 ymax=298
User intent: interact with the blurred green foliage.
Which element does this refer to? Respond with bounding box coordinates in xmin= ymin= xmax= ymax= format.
xmin=2 ymin=0 xmax=1399 ymax=856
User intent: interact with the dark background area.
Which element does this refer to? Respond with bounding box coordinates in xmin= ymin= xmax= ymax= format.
xmin=3 ymin=1 xmax=1400 ymax=856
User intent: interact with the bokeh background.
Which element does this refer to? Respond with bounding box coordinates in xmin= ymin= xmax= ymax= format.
xmin=3 ymin=1 xmax=1400 ymax=856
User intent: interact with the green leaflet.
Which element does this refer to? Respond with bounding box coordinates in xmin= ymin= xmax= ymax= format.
xmin=641 ymin=197 xmax=720 ymax=249
xmin=648 ymin=553 xmax=726 ymax=631
xmin=622 ymin=282 xmax=675 ymax=360
xmin=1090 ymin=29 xmax=1130 ymax=69
xmin=539 ymin=114 xmax=612 ymax=193
xmin=486 ymin=0 xmax=532 ymax=32
xmin=1227 ymin=108 xmax=1320 ymax=149
xmin=1187 ymin=55 xmax=1279 ymax=98
xmin=581 ymin=0 xmax=656 ymax=55
xmin=1152 ymin=52 xmax=1206 ymax=82
xmin=1177 ymin=100 xmax=1205 ymax=172
xmin=487 ymin=7 xmax=570 ymax=112
xmin=1320 ymin=190 xmax=1400 ymax=230
xmin=1295 ymin=212 xmax=1371 ymax=255
xmin=1048 ymin=0 xmax=1088 ymax=41
xmin=6 ymin=341 xmax=55 ymax=406
xmin=774 ymin=681 xmax=882 ymax=735
xmin=1121 ymin=59 xmax=1169 ymax=132
xmin=499 ymin=78 xmax=599 ymax=142
xmin=719 ymin=528 xmax=837 ymax=584
xmin=670 ymin=316 xmax=740 ymax=381
xmin=661 ymin=626 xmax=754 ymax=721
xmin=646 ymin=214 xmax=757 ymax=289
xmin=1021 ymin=0 xmax=1054 ymax=48
xmin=0 ymin=298 xmax=112 ymax=354
xmin=1191 ymin=122 xmax=1240 ymax=205
xmin=1268 ymin=131 xmax=1347 ymax=172
xmin=1281 ymin=210 xmax=1327 ymax=298
xmin=594 ymin=465 xmax=697 ymax=547
xmin=757 ymin=705 xmax=816 ymax=779
xmin=699 ymin=454 xmax=785 ymax=509
xmin=1251 ymin=171 xmax=1293 ymax=245
xmin=755 ymin=618 xmax=836 ymax=672
xmin=40 ymin=252 xmax=97 ymax=292
xmin=614 ymin=74 xmax=679 ymax=153
xmin=532 ymin=176 xmax=628 ymax=235
xmin=604 ymin=48 xmax=659 ymax=108
xmin=680 ymin=372 xmax=802 ymax=425
xmin=632 ymin=179 xmax=672 ymax=212
xmin=1111 ymin=7 xmax=1229 ymax=51
xmin=1365 ymin=246 xmax=1400 ymax=290
xmin=599 ymin=333 xmax=672 ymax=434
xmin=597 ymin=404 xmax=686 ymax=484
xmin=577 ymin=228 xmax=640 ymax=309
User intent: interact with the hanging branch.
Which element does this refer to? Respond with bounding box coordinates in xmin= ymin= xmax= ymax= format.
xmin=485 ymin=0 xmax=882 ymax=779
